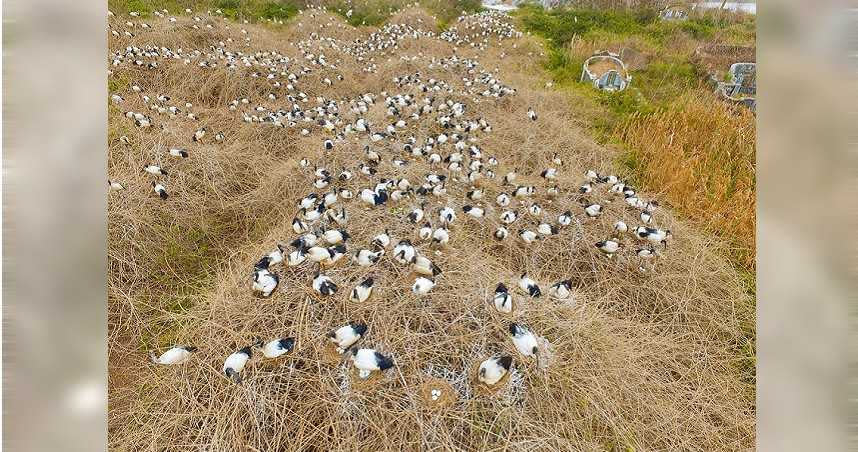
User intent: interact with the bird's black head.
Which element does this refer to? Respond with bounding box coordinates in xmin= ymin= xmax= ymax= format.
xmin=183 ymin=346 xmax=198 ymax=353
xmin=363 ymin=277 xmax=374 ymax=287
xmin=256 ymin=256 xmax=271 ymax=270
xmin=280 ymin=337 xmax=296 ymax=351
xmin=495 ymin=282 xmax=508 ymax=293
xmin=351 ymin=322 xmax=368 ymax=336
xmin=508 ymin=323 xmax=520 ymax=335
xmin=498 ymin=355 xmax=513 ymax=370
xmin=239 ymin=346 xmax=252 ymax=357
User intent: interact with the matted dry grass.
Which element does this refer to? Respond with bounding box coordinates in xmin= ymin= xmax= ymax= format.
xmin=108 ymin=7 xmax=754 ymax=451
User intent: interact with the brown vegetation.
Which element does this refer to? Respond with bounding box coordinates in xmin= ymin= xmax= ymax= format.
xmin=109 ymin=8 xmax=755 ymax=451
xmin=619 ymin=91 xmax=756 ymax=271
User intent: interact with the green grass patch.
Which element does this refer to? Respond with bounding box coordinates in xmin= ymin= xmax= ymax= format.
xmin=109 ymin=0 xmax=300 ymax=22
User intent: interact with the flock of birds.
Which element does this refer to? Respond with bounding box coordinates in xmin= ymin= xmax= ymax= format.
xmin=112 ymin=6 xmax=673 ymax=395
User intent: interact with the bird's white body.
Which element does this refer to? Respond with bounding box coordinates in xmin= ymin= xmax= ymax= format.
xmin=478 ymin=357 xmax=511 ymax=385
xmin=412 ymin=277 xmax=435 ymax=295
xmin=393 ymin=241 xmax=416 ymax=264
xmin=496 ymin=193 xmax=510 ymax=207
xmin=518 ymin=275 xmax=540 ymax=297
xmin=144 ymin=165 xmax=165 ymax=175
xmin=350 ymin=279 xmax=373 ymax=302
xmin=464 ymin=206 xmax=484 ymax=218
xmin=418 ymin=224 xmax=433 ymax=241
xmin=312 ymin=273 xmax=337 ymax=296
xmin=372 ymin=231 xmax=390 ymax=249
xmin=596 ymin=240 xmax=621 ymax=254
xmin=411 ymin=255 xmax=438 ymax=276
xmin=439 ymin=206 xmax=456 ymax=225
xmin=494 ymin=287 xmax=512 ymax=313
xmin=500 ymin=211 xmax=517 ymax=224
xmin=307 ymin=246 xmax=332 ymax=263
xmin=262 ymin=339 xmax=294 ymax=359
xmin=431 ymin=227 xmax=450 ymax=246
xmin=151 ymin=346 xmax=194 ymax=365
xmin=510 ymin=325 xmax=539 ymax=358
xmin=351 ymin=348 xmax=386 ymax=378
xmin=354 ymin=249 xmax=382 ymax=267
xmin=252 ymin=269 xmax=278 ymax=297
xmin=548 ymin=280 xmax=573 ymax=300
xmin=323 ymin=229 xmax=347 ymax=245
xmin=266 ymin=247 xmax=284 ymax=266
xmin=584 ymin=204 xmax=602 ymax=217
xmin=329 ymin=324 xmax=363 ymax=351
xmin=519 ymin=229 xmax=537 ymax=244
xmin=223 ymin=350 xmax=250 ymax=380
xmin=287 ymin=249 xmax=307 ymax=266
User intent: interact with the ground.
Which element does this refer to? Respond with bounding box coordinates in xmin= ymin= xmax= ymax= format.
xmin=108 ymin=5 xmax=755 ymax=451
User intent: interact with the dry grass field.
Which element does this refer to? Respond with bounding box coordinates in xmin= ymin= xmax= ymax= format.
xmin=108 ymin=5 xmax=755 ymax=450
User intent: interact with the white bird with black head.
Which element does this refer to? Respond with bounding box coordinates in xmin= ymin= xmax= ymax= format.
xmin=509 ymin=323 xmax=539 ymax=362
xmin=412 ymin=276 xmax=435 ymax=295
xmin=548 ymin=279 xmax=574 ymax=301
xmin=349 ymin=277 xmax=374 ymax=303
xmin=223 ymin=343 xmax=255 ymax=383
xmin=312 ymin=271 xmax=338 ymax=296
xmin=350 ymin=347 xmax=394 ymax=379
xmin=493 ymin=283 xmax=512 ymax=313
xmin=261 ymin=337 xmax=295 ymax=359
xmin=478 ymin=355 xmax=513 ymax=386
xmin=150 ymin=345 xmax=197 ymax=365
xmin=328 ymin=322 xmax=367 ymax=353
xmin=518 ymin=273 xmax=542 ymax=297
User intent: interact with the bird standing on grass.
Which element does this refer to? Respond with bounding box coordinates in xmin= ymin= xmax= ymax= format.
xmin=252 ymin=268 xmax=279 ymax=297
xmin=372 ymin=230 xmax=391 ymax=250
xmin=192 ymin=127 xmax=206 ymax=142
xmin=169 ymin=148 xmax=188 ymax=158
xmin=150 ymin=346 xmax=197 ymax=365
xmin=527 ymin=107 xmax=537 ymax=121
xmin=393 ymin=240 xmax=416 ymax=264
xmin=261 ymin=338 xmax=295 ymax=359
xmin=595 ymin=239 xmax=621 ymax=257
xmin=152 ymin=182 xmax=168 ymax=200
xmin=144 ymin=165 xmax=168 ymax=176
xmin=633 ymin=226 xmax=672 ymax=248
xmin=223 ymin=344 xmax=255 ymax=383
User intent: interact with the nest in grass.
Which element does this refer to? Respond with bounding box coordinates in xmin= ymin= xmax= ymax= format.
xmin=418 ymin=377 xmax=457 ymax=410
xmin=349 ymin=364 xmax=388 ymax=391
